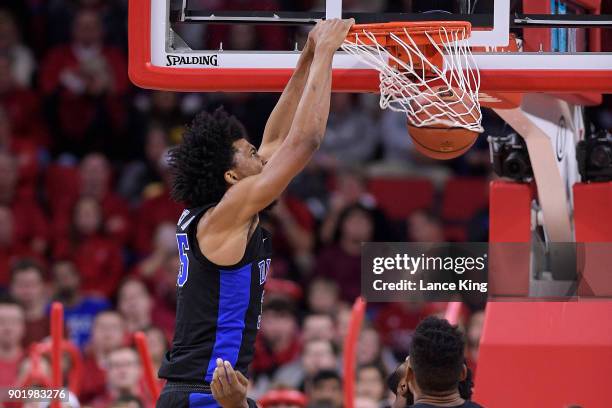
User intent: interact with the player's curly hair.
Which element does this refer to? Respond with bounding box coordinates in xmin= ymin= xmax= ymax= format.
xmin=409 ymin=316 xmax=466 ymax=393
xmin=169 ymin=107 xmax=247 ymax=207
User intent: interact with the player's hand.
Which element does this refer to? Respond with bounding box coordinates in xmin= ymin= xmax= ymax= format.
xmin=313 ymin=18 xmax=355 ymax=54
xmin=211 ymin=358 xmax=249 ymax=408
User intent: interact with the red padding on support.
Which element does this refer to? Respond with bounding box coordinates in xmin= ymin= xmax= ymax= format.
xmin=473 ymin=302 xmax=612 ymax=407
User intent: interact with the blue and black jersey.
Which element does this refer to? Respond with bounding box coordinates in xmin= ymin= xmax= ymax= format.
xmin=158 ymin=204 xmax=271 ymax=384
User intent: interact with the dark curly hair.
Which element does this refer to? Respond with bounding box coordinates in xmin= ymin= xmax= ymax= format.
xmin=409 ymin=316 xmax=466 ymax=393
xmin=169 ymin=107 xmax=247 ymax=207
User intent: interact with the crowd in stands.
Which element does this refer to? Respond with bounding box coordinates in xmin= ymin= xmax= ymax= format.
xmin=1 ymin=1 xmax=610 ymax=408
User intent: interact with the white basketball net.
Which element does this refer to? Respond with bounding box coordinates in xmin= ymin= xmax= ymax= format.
xmin=342 ymin=26 xmax=483 ymax=133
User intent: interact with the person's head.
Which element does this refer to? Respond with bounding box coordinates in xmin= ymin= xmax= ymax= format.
xmin=9 ymin=259 xmax=47 ymax=310
xmin=145 ymin=125 xmax=170 ymax=165
xmin=0 ymin=295 xmax=25 ymax=351
xmin=302 ymin=314 xmax=335 ymax=343
xmin=106 ymin=347 xmax=142 ymax=392
xmin=407 ymin=210 xmax=444 ymax=242
xmin=356 ymin=364 xmax=387 ymax=402
xmin=52 ymin=260 xmax=81 ymax=302
xmin=258 ymin=388 xmax=307 ymax=408
xmin=335 ymin=168 xmax=367 ymax=204
xmin=261 ymin=298 xmax=298 ymax=348
xmin=152 ymin=222 xmax=178 ymax=256
xmin=302 ymin=339 xmax=337 ymax=377
xmin=387 ymin=360 xmax=412 ymax=408
xmin=357 ymin=326 xmax=381 ymax=366
xmin=72 ymin=9 xmax=104 ymax=48
xmin=117 ymin=279 xmax=153 ymax=328
xmin=0 ymin=151 xmax=18 ymax=201
xmin=335 ymin=204 xmax=374 ymax=250
xmin=169 ymin=108 xmax=263 ymax=207
xmin=80 ymin=153 xmax=110 ymax=199
xmin=144 ymin=326 xmax=168 ymax=364
xmin=72 ymin=197 xmax=103 ymax=237
xmin=307 ymin=278 xmax=340 ymax=315
xmin=308 ymin=370 xmax=343 ymax=408
xmin=406 ymin=317 xmax=466 ymax=398
xmin=90 ymin=311 xmax=125 ymax=353
xmin=0 ymin=205 xmax=13 ymax=246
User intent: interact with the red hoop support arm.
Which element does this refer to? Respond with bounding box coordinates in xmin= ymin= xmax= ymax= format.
xmin=134 ymin=331 xmax=162 ymax=402
xmin=342 ymin=297 xmax=367 ymax=408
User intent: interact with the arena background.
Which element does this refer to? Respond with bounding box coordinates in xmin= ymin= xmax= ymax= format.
xmin=0 ymin=1 xmax=611 ymax=407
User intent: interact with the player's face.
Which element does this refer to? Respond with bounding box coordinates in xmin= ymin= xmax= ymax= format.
xmin=231 ymin=138 xmax=266 ymax=180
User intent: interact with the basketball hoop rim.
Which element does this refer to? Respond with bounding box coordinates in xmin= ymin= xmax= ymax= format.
xmin=347 ymin=21 xmax=473 ymax=43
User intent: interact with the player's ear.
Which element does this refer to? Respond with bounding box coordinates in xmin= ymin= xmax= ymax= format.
xmin=224 ymin=170 xmax=239 ymax=185
xmin=405 ymin=357 xmax=415 ymax=392
xmin=459 ymin=363 xmax=467 ymax=382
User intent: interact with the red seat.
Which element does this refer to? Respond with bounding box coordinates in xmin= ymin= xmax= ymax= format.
xmin=367 ymin=178 xmax=435 ymax=220
xmin=441 ymin=177 xmax=489 ymax=222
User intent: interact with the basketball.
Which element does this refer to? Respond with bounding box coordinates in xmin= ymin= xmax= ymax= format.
xmin=408 ymin=124 xmax=479 ymax=160
xmin=406 ymin=86 xmax=481 ymax=160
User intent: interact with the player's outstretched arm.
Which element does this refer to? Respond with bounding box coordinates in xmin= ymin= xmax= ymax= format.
xmin=209 ymin=19 xmax=354 ymax=227
xmin=258 ymin=25 xmax=319 ymax=161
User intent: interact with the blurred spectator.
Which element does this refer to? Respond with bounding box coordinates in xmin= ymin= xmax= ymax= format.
xmin=0 ymin=10 xmax=36 ymax=87
xmin=317 ymin=94 xmax=378 ymax=168
xmin=302 ymin=314 xmax=335 ymax=343
xmin=374 ymin=303 xmax=430 ymax=358
xmin=117 ymin=279 xmax=154 ymax=335
xmin=356 ymin=364 xmax=388 ymax=405
xmin=90 ymin=347 xmax=146 ymax=408
xmin=263 ymin=195 xmax=315 ymax=279
xmin=132 ymin=91 xmax=189 ymax=145
xmin=0 ymin=52 xmax=47 ymax=151
xmin=0 ymin=295 xmax=25 ymax=387
xmin=306 ymin=370 xmax=343 ymax=408
xmin=118 ymin=125 xmax=169 ymax=205
xmin=357 ymin=326 xmax=397 ymax=375
xmin=9 ymin=259 xmax=50 ymax=346
xmin=274 ymin=339 xmax=339 ymax=391
xmin=143 ymin=326 xmax=168 ymax=377
xmin=78 ymin=153 xmax=131 ymax=244
xmin=253 ymin=298 xmax=301 ymax=378
xmin=45 ymin=0 xmax=128 ymax=49
xmin=132 ymin=222 xmax=178 ymax=338
xmin=319 ymin=169 xmax=391 ymax=245
xmin=50 ymin=259 xmax=111 ymax=349
xmin=133 ymin=151 xmax=183 ymax=256
xmin=0 ymin=106 xmax=42 ymax=198
xmin=0 ymin=205 xmax=39 ymax=287
xmin=315 ymin=204 xmax=375 ymax=302
xmin=406 ymin=209 xmax=445 ymax=242
xmin=0 ymin=151 xmax=49 ymax=255
xmin=355 ymin=397 xmax=380 ymax=408
xmin=306 ymin=278 xmax=340 ymax=315
xmin=81 ymin=311 xmax=126 ymax=404
xmin=53 ymin=197 xmax=125 ymax=297
xmin=39 ymin=8 xmax=128 ymax=157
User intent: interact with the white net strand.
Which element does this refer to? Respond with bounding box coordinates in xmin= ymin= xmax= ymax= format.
xmin=342 ymin=26 xmax=483 ymax=133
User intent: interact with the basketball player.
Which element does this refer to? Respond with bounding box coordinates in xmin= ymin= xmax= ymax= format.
xmin=156 ymin=18 xmax=355 ymax=408
xmin=388 ymin=317 xmax=484 ymax=408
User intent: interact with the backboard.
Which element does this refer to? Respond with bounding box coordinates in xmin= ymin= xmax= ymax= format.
xmin=128 ymin=0 xmax=612 ymax=97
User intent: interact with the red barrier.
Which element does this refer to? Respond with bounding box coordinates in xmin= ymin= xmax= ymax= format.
xmin=50 ymin=302 xmax=63 ymax=408
xmin=342 ymin=297 xmax=367 ymax=408
xmin=134 ymin=331 xmax=161 ymax=401
xmin=444 ymin=302 xmax=462 ymax=326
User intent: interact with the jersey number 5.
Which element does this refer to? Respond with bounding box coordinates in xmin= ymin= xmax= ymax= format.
xmin=176 ymin=234 xmax=190 ymax=287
